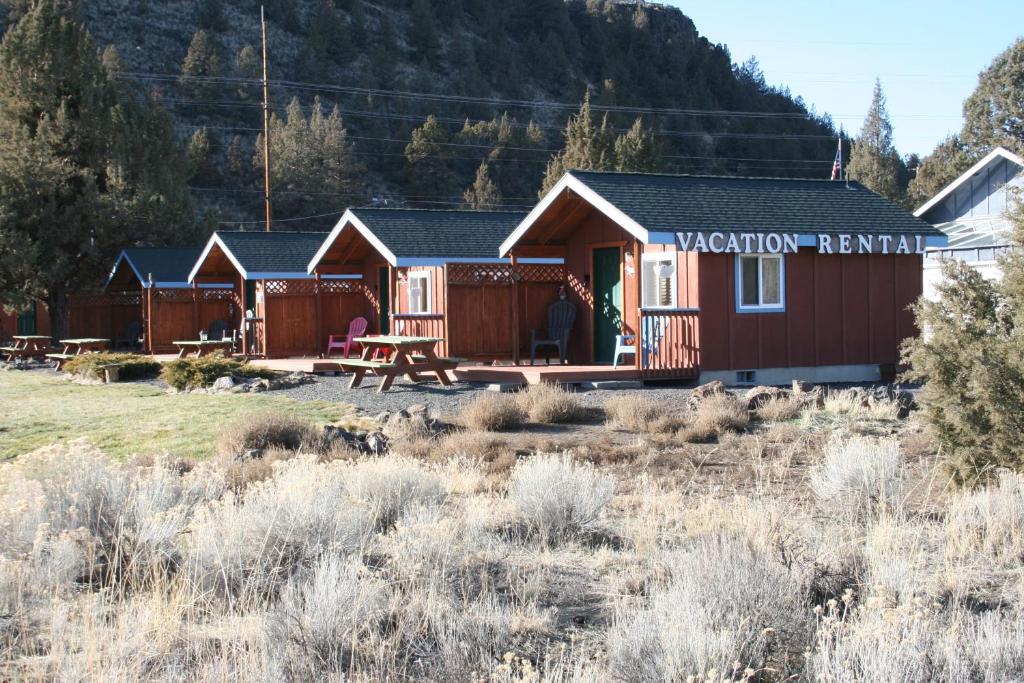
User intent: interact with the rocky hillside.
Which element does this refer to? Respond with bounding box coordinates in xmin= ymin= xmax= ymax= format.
xmin=0 ymin=0 xmax=843 ymax=231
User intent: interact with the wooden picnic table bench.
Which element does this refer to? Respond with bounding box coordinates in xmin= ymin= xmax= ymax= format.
xmin=3 ymin=335 xmax=57 ymax=362
xmin=340 ymin=336 xmax=462 ymax=393
xmin=172 ymin=339 xmax=235 ymax=358
xmin=47 ymin=338 xmax=111 ymax=369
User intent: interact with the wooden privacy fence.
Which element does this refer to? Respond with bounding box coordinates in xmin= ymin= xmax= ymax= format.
xmin=149 ymin=287 xmax=238 ymax=354
xmin=393 ymin=314 xmax=446 ymax=355
xmin=68 ymin=291 xmax=141 ymax=341
xmin=445 ymin=262 xmax=566 ymax=361
xmin=262 ymin=278 xmax=375 ymax=358
xmin=638 ymin=308 xmax=700 ymax=379
xmin=319 ymin=278 xmax=377 ymax=354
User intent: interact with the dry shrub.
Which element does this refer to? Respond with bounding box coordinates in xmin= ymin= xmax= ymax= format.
xmin=507 ymin=452 xmax=615 ymax=543
xmin=810 ymin=434 xmax=904 ymax=523
xmin=681 ymin=394 xmax=749 ymax=442
xmin=607 ymin=532 xmax=813 ymax=681
xmin=460 ymin=393 xmax=526 ymax=432
xmin=515 ymin=383 xmax=583 ymax=424
xmin=215 ymin=412 xmax=320 ymax=456
xmin=756 ymin=395 xmax=804 ymax=423
xmin=604 ymin=394 xmax=664 ymax=432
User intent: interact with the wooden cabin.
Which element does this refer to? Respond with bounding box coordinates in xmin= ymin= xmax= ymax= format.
xmin=499 ymin=171 xmax=948 ymax=385
xmin=0 ymin=301 xmax=50 ymax=343
xmin=915 ymin=146 xmax=1023 ymax=300
xmin=307 ymin=209 xmax=564 ymax=360
xmin=188 ymin=231 xmax=328 ymax=358
xmin=81 ymin=246 xmax=231 ymax=354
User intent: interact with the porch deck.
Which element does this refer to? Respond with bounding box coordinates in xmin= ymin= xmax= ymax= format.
xmin=453 ymin=363 xmax=641 ymax=386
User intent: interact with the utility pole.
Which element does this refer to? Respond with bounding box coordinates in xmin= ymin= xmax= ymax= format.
xmin=260 ymin=5 xmax=272 ymax=232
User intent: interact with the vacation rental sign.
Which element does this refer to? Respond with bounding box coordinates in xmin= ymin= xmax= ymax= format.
xmin=675 ymin=232 xmax=927 ymax=255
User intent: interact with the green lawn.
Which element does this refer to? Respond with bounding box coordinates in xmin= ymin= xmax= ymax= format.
xmin=0 ymin=371 xmax=358 ymax=460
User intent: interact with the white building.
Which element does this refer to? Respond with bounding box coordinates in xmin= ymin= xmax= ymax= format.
xmin=915 ymin=147 xmax=1022 ymax=299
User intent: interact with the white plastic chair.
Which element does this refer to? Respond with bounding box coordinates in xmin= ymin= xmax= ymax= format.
xmin=612 ymin=334 xmax=636 ymax=368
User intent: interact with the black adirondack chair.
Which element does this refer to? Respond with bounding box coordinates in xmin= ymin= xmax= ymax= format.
xmin=207 ymin=319 xmax=237 ymax=350
xmin=115 ymin=321 xmax=143 ymax=350
xmin=530 ymin=300 xmax=577 ymax=365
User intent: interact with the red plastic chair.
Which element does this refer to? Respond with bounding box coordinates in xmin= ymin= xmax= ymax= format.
xmin=326 ymin=317 xmax=368 ymax=358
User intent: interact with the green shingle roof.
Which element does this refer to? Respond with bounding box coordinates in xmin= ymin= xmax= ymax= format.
xmin=116 ymin=247 xmax=202 ymax=286
xmin=351 ymin=209 xmax=525 ymax=259
xmin=569 ymin=171 xmax=941 ymax=236
xmin=216 ymin=231 xmax=329 ymax=274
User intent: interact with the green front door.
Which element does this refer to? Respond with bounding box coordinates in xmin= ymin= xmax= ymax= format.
xmin=592 ymin=247 xmax=623 ymax=363
xmin=378 ymin=267 xmax=390 ymax=334
xmin=16 ymin=307 xmax=36 ymax=335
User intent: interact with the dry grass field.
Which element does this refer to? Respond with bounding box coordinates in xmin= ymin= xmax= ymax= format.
xmin=1 ymin=380 xmax=1022 ymax=681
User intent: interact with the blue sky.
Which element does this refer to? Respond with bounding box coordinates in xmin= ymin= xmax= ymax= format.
xmin=667 ymin=1 xmax=1024 ymax=157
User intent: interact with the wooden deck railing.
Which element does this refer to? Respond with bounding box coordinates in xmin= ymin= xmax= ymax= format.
xmin=637 ymin=308 xmax=700 ymax=379
xmin=392 ymin=313 xmax=446 ymax=355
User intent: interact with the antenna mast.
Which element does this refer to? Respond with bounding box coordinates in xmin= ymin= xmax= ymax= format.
xmin=260 ymin=5 xmax=272 ymax=232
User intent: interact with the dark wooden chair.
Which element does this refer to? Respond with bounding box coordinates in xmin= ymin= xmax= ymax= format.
xmin=115 ymin=321 xmax=143 ymax=350
xmin=207 ymin=319 xmax=237 ymax=351
xmin=530 ymin=300 xmax=577 ymax=365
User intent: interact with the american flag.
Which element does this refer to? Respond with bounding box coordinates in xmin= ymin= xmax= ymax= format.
xmin=831 ymin=139 xmax=843 ymax=180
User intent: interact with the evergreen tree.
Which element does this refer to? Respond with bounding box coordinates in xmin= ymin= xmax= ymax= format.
xmin=846 ymin=79 xmax=906 ymax=202
xmin=100 ymin=44 xmax=125 ymax=76
xmin=614 ymin=117 xmax=659 ymax=172
xmin=226 ymin=134 xmax=249 ymax=178
xmin=180 ymin=29 xmax=222 ymax=96
xmin=463 ymin=161 xmax=501 ymax=209
xmin=0 ymin=0 xmax=193 ymax=336
xmin=253 ymin=97 xmax=364 ymax=217
xmin=962 ymin=38 xmax=1024 ymax=155
xmin=906 ymin=135 xmax=972 ymax=209
xmin=404 ymin=115 xmax=455 ymax=205
xmin=408 ymin=0 xmax=440 ymax=65
xmin=541 ymin=91 xmax=615 ymax=194
xmin=197 ymin=0 xmax=227 ymax=31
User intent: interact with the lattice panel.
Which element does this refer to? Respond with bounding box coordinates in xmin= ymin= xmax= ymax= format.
xmin=106 ymin=292 xmax=142 ymax=307
xmin=201 ymin=288 xmax=236 ymax=302
xmin=154 ymin=289 xmax=193 ymax=303
xmin=515 ymin=263 xmax=565 ymax=283
xmin=263 ymin=280 xmax=317 ymax=296
xmin=320 ymin=279 xmax=363 ymax=294
xmin=448 ymin=263 xmax=514 ymax=285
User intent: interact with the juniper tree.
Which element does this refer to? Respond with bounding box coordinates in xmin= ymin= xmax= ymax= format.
xmin=847 ymin=79 xmax=907 ymax=202
xmin=962 ymin=38 xmax=1024 ymax=155
xmin=463 ymin=161 xmax=501 ymax=210
xmin=253 ymin=97 xmax=364 ymax=217
xmin=404 ymin=115 xmax=456 ymax=205
xmin=614 ymin=118 xmax=659 ymax=173
xmin=541 ymin=91 xmax=615 ymax=194
xmin=0 ymin=0 xmax=193 ymax=336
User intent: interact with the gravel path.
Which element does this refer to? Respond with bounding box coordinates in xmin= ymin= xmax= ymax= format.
xmin=274 ymin=374 xmax=699 ymax=419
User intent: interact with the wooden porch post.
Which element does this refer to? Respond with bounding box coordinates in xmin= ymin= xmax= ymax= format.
xmin=314 ymin=273 xmax=323 ymax=358
xmin=442 ymin=264 xmax=451 ymax=358
xmin=510 ymin=254 xmax=520 ymax=365
xmin=634 ymin=241 xmax=643 ymax=373
xmin=258 ymin=280 xmax=268 ymax=358
xmin=389 ymin=266 xmax=398 ymax=333
xmin=144 ymin=284 xmax=154 ymax=356
xmin=191 ymin=282 xmax=199 ymax=338
xmin=239 ymin=274 xmax=248 ymax=357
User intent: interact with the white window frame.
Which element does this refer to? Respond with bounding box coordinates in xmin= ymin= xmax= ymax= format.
xmin=640 ymin=251 xmax=678 ymax=309
xmin=407 ymin=270 xmax=432 ymax=314
xmin=736 ymin=253 xmax=785 ymax=313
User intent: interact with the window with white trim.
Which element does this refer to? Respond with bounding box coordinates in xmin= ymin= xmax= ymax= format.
xmin=737 ymin=254 xmax=784 ymax=311
xmin=641 ymin=252 xmax=677 ymax=308
xmin=408 ymin=271 xmax=431 ymax=314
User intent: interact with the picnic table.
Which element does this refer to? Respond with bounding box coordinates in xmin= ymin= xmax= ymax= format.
xmin=2 ymin=335 xmax=56 ymax=362
xmin=172 ymin=339 xmax=235 ymax=358
xmin=46 ymin=338 xmax=110 ymax=369
xmin=340 ymin=336 xmax=462 ymax=393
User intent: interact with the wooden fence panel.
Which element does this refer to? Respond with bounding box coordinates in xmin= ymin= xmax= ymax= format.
xmin=392 ymin=314 xmax=446 ymax=355
xmin=446 ymin=285 xmax=516 ymax=359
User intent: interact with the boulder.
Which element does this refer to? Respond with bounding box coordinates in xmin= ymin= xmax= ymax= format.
xmin=322 ymin=424 xmax=358 ymax=446
xmin=690 ymin=380 xmax=726 ymax=405
xmin=364 ymin=431 xmax=389 ymax=455
xmin=372 ymin=411 xmax=391 ymax=424
xmin=248 ymin=378 xmax=271 ymax=393
xmin=406 ymin=403 xmax=429 ymax=416
xmin=744 ymin=385 xmax=786 ymax=410
xmin=211 ymin=375 xmax=235 ymax=392
xmin=871 ymin=384 xmax=916 ymax=418
xmin=791 ymin=379 xmax=811 ymax=394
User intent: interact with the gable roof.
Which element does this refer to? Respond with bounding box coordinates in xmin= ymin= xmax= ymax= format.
xmin=106 ymin=247 xmax=203 ymax=289
xmin=309 ymin=209 xmax=526 ymax=270
xmin=189 ymin=231 xmax=329 ymax=281
xmin=914 ymin=147 xmax=1024 ymax=219
xmin=501 ymin=171 xmax=941 ymax=255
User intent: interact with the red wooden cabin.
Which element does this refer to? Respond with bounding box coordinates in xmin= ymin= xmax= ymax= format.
xmin=307 ymin=208 xmax=566 ymax=360
xmin=188 ymin=231 xmax=328 ymax=358
xmin=0 ymin=301 xmax=50 ymax=343
xmin=499 ymin=171 xmax=948 ymax=384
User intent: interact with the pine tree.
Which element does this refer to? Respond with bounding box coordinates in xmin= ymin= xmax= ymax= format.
xmin=847 ymin=79 xmax=907 ymax=202
xmin=197 ymin=0 xmax=227 ymax=31
xmin=614 ymin=117 xmax=659 ymax=172
xmin=100 ymin=44 xmax=125 ymax=76
xmin=404 ymin=114 xmax=455 ymax=205
xmin=253 ymin=97 xmax=365 ymax=216
xmin=0 ymin=0 xmax=193 ymax=336
xmin=180 ymin=30 xmax=222 ymax=96
xmin=540 ymin=91 xmax=616 ymax=194
xmin=463 ymin=161 xmax=501 ymax=209
xmin=408 ymin=0 xmax=440 ymax=65
xmin=962 ymin=38 xmax=1024 ymax=155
